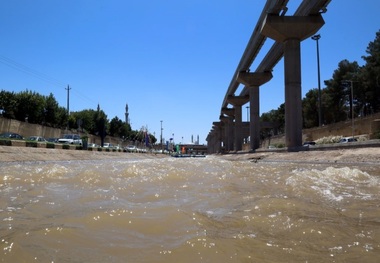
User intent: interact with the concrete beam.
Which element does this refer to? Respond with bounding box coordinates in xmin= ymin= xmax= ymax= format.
xmin=227 ymin=95 xmax=249 ymax=106
xmin=261 ymin=14 xmax=325 ymax=42
xmin=221 ymin=107 xmax=234 ymax=117
xmin=236 ymin=71 xmax=273 ymax=87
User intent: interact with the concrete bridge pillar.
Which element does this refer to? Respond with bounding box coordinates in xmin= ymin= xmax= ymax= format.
xmin=219 ymin=115 xmax=229 ymax=152
xmin=221 ymin=107 xmax=235 ymax=152
xmin=227 ymin=95 xmax=249 ymax=151
xmin=206 ymin=133 xmax=214 ymax=153
xmin=237 ymin=71 xmax=273 ymax=151
xmin=261 ymin=14 xmax=324 ymax=150
xmin=211 ymin=133 xmax=218 ymax=153
xmin=212 ymin=122 xmax=223 ymax=153
xmin=207 ymin=127 xmax=220 ymax=154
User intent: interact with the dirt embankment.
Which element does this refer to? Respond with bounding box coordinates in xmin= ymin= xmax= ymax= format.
xmin=0 ymin=146 xmax=165 ymax=162
xmin=219 ymin=147 xmax=380 ymax=165
xmin=0 ymin=146 xmax=379 ymax=165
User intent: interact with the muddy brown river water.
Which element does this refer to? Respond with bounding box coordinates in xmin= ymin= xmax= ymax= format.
xmin=1 ymin=155 xmax=379 ymax=262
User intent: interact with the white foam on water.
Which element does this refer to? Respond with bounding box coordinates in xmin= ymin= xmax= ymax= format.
xmin=287 ymin=166 xmax=380 ymax=202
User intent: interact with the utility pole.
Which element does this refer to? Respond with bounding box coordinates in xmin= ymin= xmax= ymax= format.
xmin=160 ymin=120 xmax=163 ymax=152
xmin=66 ymin=85 xmax=71 ymax=129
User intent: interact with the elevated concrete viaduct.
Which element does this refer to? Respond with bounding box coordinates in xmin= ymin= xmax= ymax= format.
xmin=208 ymin=121 xmax=280 ymax=154
xmin=207 ymin=0 xmax=331 ymax=153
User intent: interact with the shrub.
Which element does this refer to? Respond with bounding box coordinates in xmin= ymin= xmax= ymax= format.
xmin=62 ymin=144 xmax=70 ymax=150
xmin=374 ymin=131 xmax=380 ymax=139
xmin=0 ymin=139 xmax=12 ymax=146
xmin=47 ymin=143 xmax=55 ymax=149
xmin=26 ymin=141 xmax=38 ymax=147
xmin=315 ymin=135 xmax=343 ymax=144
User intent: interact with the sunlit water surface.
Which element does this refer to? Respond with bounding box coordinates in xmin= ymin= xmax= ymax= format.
xmin=1 ymin=156 xmax=379 ymax=262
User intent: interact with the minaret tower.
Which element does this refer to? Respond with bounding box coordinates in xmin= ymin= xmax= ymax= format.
xmin=125 ymin=103 xmax=130 ymax=124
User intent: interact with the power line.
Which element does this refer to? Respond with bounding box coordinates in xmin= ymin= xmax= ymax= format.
xmin=0 ymin=55 xmax=66 ymax=88
xmin=0 ymin=55 xmax=97 ymax=106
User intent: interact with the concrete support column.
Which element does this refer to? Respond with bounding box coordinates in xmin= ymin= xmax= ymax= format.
xmin=227 ymin=117 xmax=234 ymax=151
xmin=284 ymin=38 xmax=302 ymax=148
xmin=237 ymin=71 xmax=272 ymax=151
xmin=250 ymin=87 xmax=260 ymax=150
xmin=227 ymin=95 xmax=249 ymax=151
xmin=221 ymin=107 xmax=235 ymax=152
xmin=216 ymin=128 xmax=222 ymax=153
xmin=206 ymin=134 xmax=213 ymax=153
xmin=261 ymin=14 xmax=324 ymax=150
xmin=220 ymin=115 xmax=233 ymax=152
xmin=220 ymin=115 xmax=230 ymax=152
xmin=234 ymin=104 xmax=243 ymax=151
xmin=212 ymin=122 xmax=223 ymax=153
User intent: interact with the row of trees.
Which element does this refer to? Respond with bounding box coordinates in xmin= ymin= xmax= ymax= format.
xmin=261 ymin=30 xmax=380 ymax=136
xmin=0 ymin=90 xmax=157 ymax=145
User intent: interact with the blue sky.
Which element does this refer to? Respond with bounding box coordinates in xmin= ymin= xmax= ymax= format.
xmin=0 ymin=1 xmax=379 ymax=144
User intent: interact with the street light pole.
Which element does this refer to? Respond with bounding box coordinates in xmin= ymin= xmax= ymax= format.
xmin=312 ymin=34 xmax=322 ymax=127
xmin=348 ymin=81 xmax=355 ymax=138
xmin=342 ymin=80 xmax=355 ymax=138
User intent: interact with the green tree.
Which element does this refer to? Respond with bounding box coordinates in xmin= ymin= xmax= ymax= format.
xmin=109 ymin=116 xmax=123 ymax=137
xmin=260 ymin=103 xmax=285 ymax=138
xmin=44 ymin=93 xmax=61 ymax=127
xmin=15 ymin=90 xmax=46 ymax=124
xmin=302 ymin=88 xmax=319 ymax=128
xmin=323 ymin=60 xmax=360 ymax=124
xmin=56 ymin=106 xmax=68 ymax=129
xmin=94 ymin=104 xmax=108 ymax=146
xmin=109 ymin=116 xmax=132 ymax=139
xmin=361 ymin=30 xmax=380 ymax=114
xmin=0 ymin=90 xmax=17 ymax=119
xmin=70 ymin=109 xmax=98 ymax=133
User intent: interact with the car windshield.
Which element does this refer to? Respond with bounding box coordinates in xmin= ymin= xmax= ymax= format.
xmin=63 ymin=135 xmax=74 ymax=139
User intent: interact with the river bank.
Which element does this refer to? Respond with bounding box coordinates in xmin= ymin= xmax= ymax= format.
xmin=0 ymin=146 xmax=166 ymax=162
xmin=1 ymin=145 xmax=379 ymax=164
xmin=220 ymin=147 xmax=380 ymax=165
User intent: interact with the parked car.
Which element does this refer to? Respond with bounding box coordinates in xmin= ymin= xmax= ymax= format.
xmin=47 ymin=138 xmax=59 ymax=143
xmin=28 ymin=136 xmax=47 ymax=142
xmin=102 ymin=143 xmax=114 ymax=148
xmin=58 ymin=134 xmax=82 ymax=145
xmin=303 ymin=141 xmax=316 ymax=146
xmin=0 ymin=132 xmax=24 ymax=140
xmin=339 ymin=137 xmax=357 ymax=143
xmin=88 ymin=143 xmax=100 ymax=148
xmin=125 ymin=145 xmax=137 ymax=152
